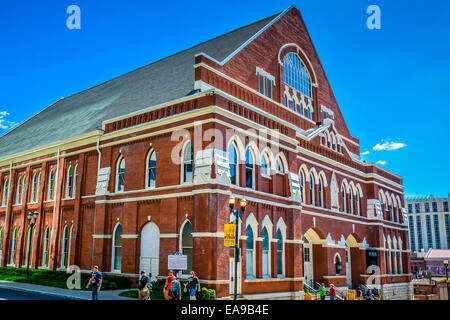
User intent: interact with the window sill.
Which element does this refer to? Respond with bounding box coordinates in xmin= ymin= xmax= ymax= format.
xmin=261 ymin=174 xmax=272 ymax=180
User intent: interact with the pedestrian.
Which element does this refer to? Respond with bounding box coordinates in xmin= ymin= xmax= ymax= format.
xmin=138 ymin=270 xmax=152 ymax=300
xmin=364 ymin=287 xmax=373 ymax=300
xmin=164 ymin=270 xmax=176 ymax=300
xmin=329 ymin=284 xmax=336 ymax=300
xmin=319 ymin=283 xmax=326 ymax=301
xmin=85 ymin=265 xmax=103 ymax=300
xmin=184 ymin=270 xmax=201 ymax=300
xmin=169 ymin=276 xmax=182 ymax=300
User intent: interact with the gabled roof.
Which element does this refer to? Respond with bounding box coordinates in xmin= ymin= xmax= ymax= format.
xmin=0 ymin=12 xmax=281 ymax=158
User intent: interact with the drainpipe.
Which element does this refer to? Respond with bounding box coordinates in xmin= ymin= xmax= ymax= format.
xmin=48 ymin=148 xmax=60 ymax=268
xmin=92 ymin=137 xmax=101 ymax=266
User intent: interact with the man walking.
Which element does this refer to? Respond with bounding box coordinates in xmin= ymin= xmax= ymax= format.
xmin=86 ymin=265 xmax=103 ymax=300
xmin=138 ymin=271 xmax=152 ymax=300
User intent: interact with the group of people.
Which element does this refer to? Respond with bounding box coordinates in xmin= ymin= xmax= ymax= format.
xmin=138 ymin=269 xmax=201 ymax=301
xmin=83 ymin=265 xmax=200 ymax=301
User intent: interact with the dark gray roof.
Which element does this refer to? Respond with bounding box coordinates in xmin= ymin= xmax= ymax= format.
xmin=0 ymin=13 xmax=280 ymax=158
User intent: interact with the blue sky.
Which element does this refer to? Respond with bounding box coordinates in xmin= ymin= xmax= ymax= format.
xmin=0 ymin=0 xmax=449 ymax=198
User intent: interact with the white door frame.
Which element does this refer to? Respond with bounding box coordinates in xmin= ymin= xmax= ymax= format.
xmin=346 ymin=246 xmax=352 ymax=288
xmin=229 ymin=258 xmax=242 ymax=296
xmin=303 ymin=241 xmax=313 ymax=287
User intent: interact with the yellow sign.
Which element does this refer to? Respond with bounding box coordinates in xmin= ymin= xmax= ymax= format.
xmin=224 ymin=224 xmax=236 ymax=247
xmin=347 ymin=289 xmax=356 ymax=300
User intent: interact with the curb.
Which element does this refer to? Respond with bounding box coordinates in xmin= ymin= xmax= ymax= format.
xmin=0 ymin=284 xmax=89 ymax=300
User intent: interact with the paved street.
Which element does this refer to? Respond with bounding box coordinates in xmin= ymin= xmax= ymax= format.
xmin=0 ymin=288 xmax=70 ymax=300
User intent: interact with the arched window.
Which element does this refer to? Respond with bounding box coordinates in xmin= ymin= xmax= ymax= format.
xmin=181 ymin=221 xmax=193 ymax=275
xmin=48 ymin=170 xmax=55 ymax=200
xmin=284 ymin=94 xmax=288 ymax=107
xmin=66 ymin=166 xmax=73 ymax=198
xmin=300 ymin=101 xmax=304 ymax=116
xmin=228 ymin=143 xmax=238 ymax=185
xmin=299 ymin=171 xmax=305 ymax=203
xmin=245 ymin=149 xmax=254 ymax=189
xmin=261 ymin=153 xmax=269 ymax=176
xmin=147 ymin=150 xmax=156 ymax=189
xmin=277 ymin=229 xmax=284 ymax=276
xmin=112 ymin=224 xmax=123 ymax=272
xmin=116 ymin=156 xmax=125 ymax=192
xmin=15 ymin=175 xmax=22 ymax=204
xmin=30 ymin=173 xmax=37 ymax=203
xmin=10 ymin=228 xmax=17 ymax=265
xmin=318 ymin=177 xmax=324 ymax=208
xmin=182 ymin=142 xmax=194 ymax=183
xmin=307 ymin=107 xmax=312 ymax=120
xmin=356 ymin=192 xmax=361 ymax=215
xmin=309 ymin=174 xmax=315 ymax=206
xmin=262 ymin=227 xmax=270 ymax=277
xmin=349 ymin=189 xmax=354 ymax=214
xmin=42 ymin=227 xmax=49 ymax=267
xmin=246 ymin=225 xmax=255 ymax=277
xmin=341 ymin=186 xmax=347 ymax=213
xmin=292 ymin=97 xmax=296 ymax=112
xmin=0 ymin=228 xmax=3 ymax=253
xmin=61 ymin=225 xmax=69 ymax=268
xmin=283 ymin=52 xmax=312 ymax=97
xmin=276 ymin=158 xmax=284 ymax=174
xmin=2 ymin=179 xmax=8 ymax=206
xmin=37 ymin=173 xmax=41 ymax=200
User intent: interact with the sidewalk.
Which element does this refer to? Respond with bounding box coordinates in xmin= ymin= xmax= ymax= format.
xmin=0 ymin=280 xmax=136 ymax=300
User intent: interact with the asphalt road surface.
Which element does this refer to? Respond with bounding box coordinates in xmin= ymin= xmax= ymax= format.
xmin=0 ymin=288 xmax=70 ymax=300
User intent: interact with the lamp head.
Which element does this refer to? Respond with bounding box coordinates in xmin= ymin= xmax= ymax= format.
xmin=240 ymin=199 xmax=247 ymax=213
xmin=27 ymin=212 xmax=32 ymax=221
xmin=444 ymin=260 xmax=449 ymax=266
xmin=33 ymin=211 xmax=39 ymax=220
xmin=229 ymin=196 xmax=236 ymax=210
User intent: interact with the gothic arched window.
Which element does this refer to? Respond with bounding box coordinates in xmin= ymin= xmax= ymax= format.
xmin=283 ymin=52 xmax=312 ymax=97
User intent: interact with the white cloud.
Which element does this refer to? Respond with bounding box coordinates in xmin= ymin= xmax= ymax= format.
xmin=0 ymin=110 xmax=14 ymax=130
xmin=373 ymin=139 xmax=407 ymax=151
xmin=361 ymin=151 xmax=370 ymax=155
xmin=376 ymin=160 xmax=387 ymax=165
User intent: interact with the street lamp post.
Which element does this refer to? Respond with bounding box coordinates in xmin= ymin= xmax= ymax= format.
xmin=228 ymin=196 xmax=247 ymax=301
xmin=444 ymin=260 xmax=449 ymax=300
xmin=26 ymin=211 xmax=39 ymax=279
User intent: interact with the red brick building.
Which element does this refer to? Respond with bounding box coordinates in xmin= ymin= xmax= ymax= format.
xmin=0 ymin=6 xmax=412 ymax=299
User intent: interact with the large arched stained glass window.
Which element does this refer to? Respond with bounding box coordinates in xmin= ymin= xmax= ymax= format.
xmin=283 ymin=52 xmax=312 ymax=97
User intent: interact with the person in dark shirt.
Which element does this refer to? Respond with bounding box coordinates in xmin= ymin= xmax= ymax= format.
xmin=185 ymin=270 xmax=201 ymax=300
xmin=138 ymin=271 xmax=152 ymax=300
xmin=86 ymin=265 xmax=103 ymax=300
